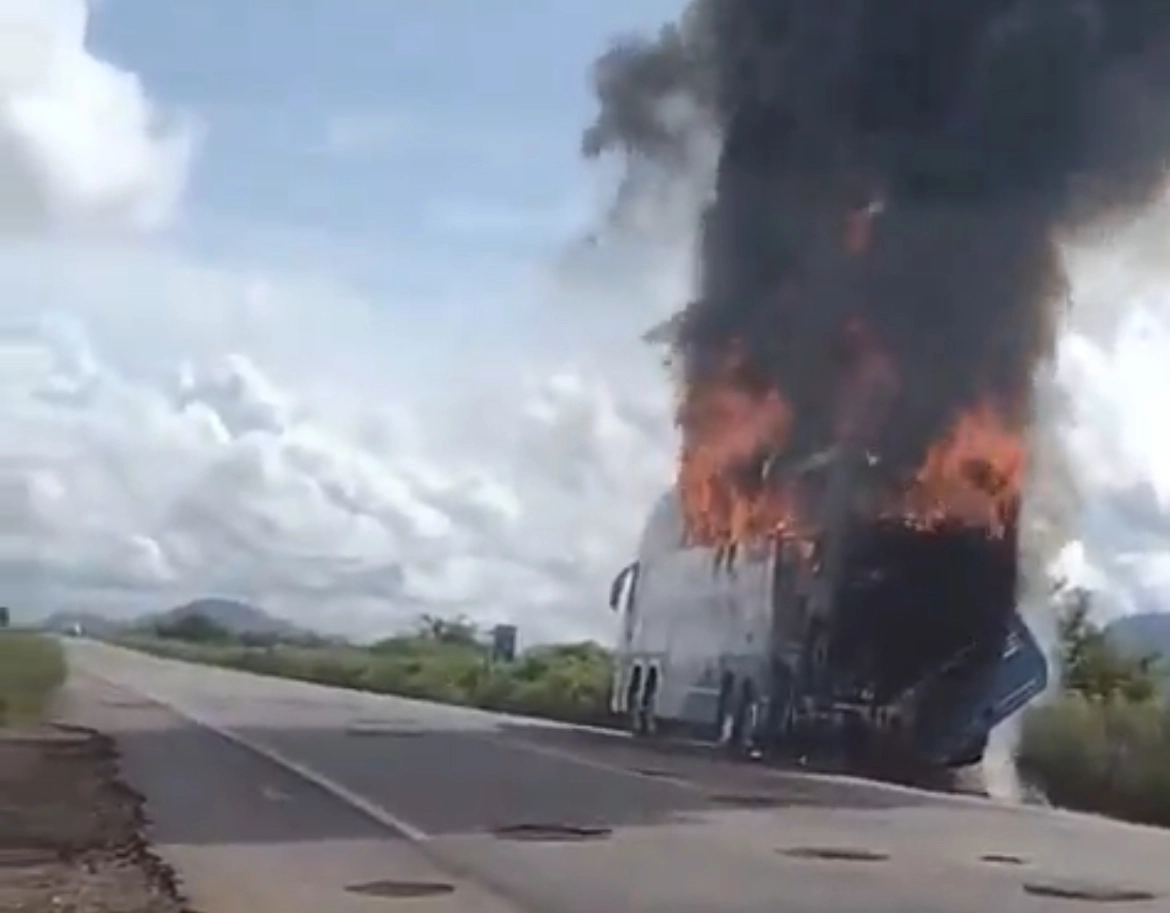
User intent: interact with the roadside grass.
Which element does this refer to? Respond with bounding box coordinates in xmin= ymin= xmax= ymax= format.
xmin=117 ymin=635 xmax=618 ymax=728
xmin=1017 ymin=694 xmax=1170 ymax=829
xmin=0 ymin=633 xmax=66 ymax=727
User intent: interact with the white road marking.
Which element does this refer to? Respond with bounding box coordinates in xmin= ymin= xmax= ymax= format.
xmin=76 ymin=668 xmax=434 ymax=844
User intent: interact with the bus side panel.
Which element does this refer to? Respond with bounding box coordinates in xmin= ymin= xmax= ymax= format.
xmin=624 ymin=545 xmax=774 ymax=725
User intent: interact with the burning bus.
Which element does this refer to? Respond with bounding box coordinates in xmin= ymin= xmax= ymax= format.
xmin=608 ymin=460 xmax=1049 ymax=783
xmin=584 ymin=0 xmax=1170 ymax=785
xmin=608 ymin=257 xmax=1050 ymax=784
xmin=608 ymin=321 xmax=1049 ymax=779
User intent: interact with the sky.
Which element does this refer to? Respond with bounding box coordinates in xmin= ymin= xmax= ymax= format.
xmin=2 ymin=0 xmax=1170 ymax=644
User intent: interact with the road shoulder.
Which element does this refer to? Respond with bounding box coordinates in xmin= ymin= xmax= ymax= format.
xmin=0 ymin=722 xmax=187 ymax=913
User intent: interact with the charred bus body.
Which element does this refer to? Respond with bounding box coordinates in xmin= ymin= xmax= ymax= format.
xmin=608 ymin=448 xmax=1047 ymax=783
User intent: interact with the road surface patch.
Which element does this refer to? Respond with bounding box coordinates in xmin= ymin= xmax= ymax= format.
xmin=707 ymin=793 xmax=786 ymax=809
xmin=346 ymin=724 xmax=426 ymax=738
xmin=629 ymin=767 xmax=674 ymax=778
xmin=780 ymin=847 xmax=890 ymax=862
xmin=1022 ymin=878 xmax=1159 ymax=903
xmin=100 ymin=698 xmax=154 ymax=710
xmin=491 ymin=823 xmax=613 ymax=842
xmin=980 ymin=853 xmax=1027 ymax=866
xmin=345 ymin=880 xmax=456 ymax=898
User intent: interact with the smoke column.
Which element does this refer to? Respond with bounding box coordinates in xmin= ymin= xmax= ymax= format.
xmin=584 ymin=0 xmax=1170 ymax=506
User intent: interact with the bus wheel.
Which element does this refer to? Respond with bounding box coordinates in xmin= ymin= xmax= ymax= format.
xmin=624 ymin=664 xmax=644 ymax=733
xmin=636 ymin=666 xmax=660 ymax=737
xmin=715 ymin=671 xmax=736 ymax=745
xmin=731 ymin=678 xmax=757 ymax=754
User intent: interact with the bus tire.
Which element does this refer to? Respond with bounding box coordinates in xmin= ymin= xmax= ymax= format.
xmin=715 ymin=671 xmax=736 ymax=744
xmin=635 ymin=666 xmax=660 ymax=737
xmin=731 ymin=678 xmax=756 ymax=753
xmin=624 ymin=664 xmax=644 ymax=733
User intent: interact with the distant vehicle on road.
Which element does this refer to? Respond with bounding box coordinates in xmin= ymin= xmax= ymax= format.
xmin=608 ymin=449 xmax=1048 ymax=784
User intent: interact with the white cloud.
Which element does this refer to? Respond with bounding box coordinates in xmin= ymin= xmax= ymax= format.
xmin=1 ymin=291 xmax=674 ymax=642
xmin=0 ymin=0 xmax=678 ymax=639
xmin=0 ymin=0 xmax=194 ymax=233
xmin=1050 ymin=206 xmax=1170 ymax=618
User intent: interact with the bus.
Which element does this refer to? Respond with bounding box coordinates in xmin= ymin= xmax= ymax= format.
xmin=608 ymin=450 xmax=1048 ymax=783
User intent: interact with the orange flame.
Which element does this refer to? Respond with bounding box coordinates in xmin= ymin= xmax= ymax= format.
xmin=674 ymin=196 xmax=1025 ymax=549
xmin=676 ymin=356 xmax=800 ymax=546
xmin=896 ymin=402 xmax=1026 ymax=537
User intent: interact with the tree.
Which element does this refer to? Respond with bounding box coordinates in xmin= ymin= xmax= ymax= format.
xmin=414 ymin=614 xmax=480 ymax=648
xmin=1056 ymin=588 xmax=1162 ymax=703
xmin=0 ymin=607 xmax=8 ymax=629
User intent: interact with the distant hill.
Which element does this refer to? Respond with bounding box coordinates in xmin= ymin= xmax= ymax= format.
xmin=144 ymin=598 xmax=309 ymax=639
xmin=1106 ymin=613 xmax=1170 ymax=664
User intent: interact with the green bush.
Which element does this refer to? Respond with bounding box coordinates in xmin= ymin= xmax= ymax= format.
xmin=119 ymin=619 xmax=616 ymax=726
xmin=1016 ymin=587 xmax=1170 ymax=828
xmin=1018 ymin=694 xmax=1170 ymax=827
xmin=501 ymin=643 xmax=613 ymax=723
xmin=1056 ymin=592 xmax=1164 ymax=703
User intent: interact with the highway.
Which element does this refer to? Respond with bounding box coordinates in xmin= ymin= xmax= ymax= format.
xmin=63 ymin=640 xmax=1170 ymax=912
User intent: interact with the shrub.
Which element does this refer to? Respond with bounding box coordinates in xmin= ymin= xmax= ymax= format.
xmin=0 ymin=634 xmax=66 ymax=726
xmin=1016 ymin=587 xmax=1170 ymax=828
xmin=1018 ymin=694 xmax=1170 ymax=827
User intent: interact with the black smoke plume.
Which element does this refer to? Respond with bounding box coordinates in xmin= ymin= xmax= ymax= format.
xmin=584 ymin=0 xmax=1170 ymax=498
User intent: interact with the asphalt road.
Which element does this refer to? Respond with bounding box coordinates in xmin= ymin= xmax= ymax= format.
xmin=63 ymin=640 xmax=1170 ymax=913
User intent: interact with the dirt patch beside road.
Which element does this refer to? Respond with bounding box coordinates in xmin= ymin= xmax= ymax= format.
xmin=0 ymin=725 xmax=188 ymax=913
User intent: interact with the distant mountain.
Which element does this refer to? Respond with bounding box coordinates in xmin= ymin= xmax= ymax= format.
xmin=1106 ymin=613 xmax=1170 ymax=664
xmin=144 ymin=598 xmax=309 ymax=639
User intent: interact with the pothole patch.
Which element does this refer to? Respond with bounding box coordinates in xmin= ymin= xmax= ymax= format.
xmin=1023 ymin=879 xmax=1158 ymax=903
xmin=708 ymin=794 xmax=784 ymax=809
xmin=345 ymin=725 xmax=425 ymax=738
xmin=781 ymin=847 xmax=890 ymax=863
xmin=345 ymin=880 xmax=455 ymax=899
xmin=981 ymin=853 xmax=1028 ymax=866
xmin=492 ymin=823 xmax=612 ymax=842
xmin=99 ymin=699 xmax=153 ymax=710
